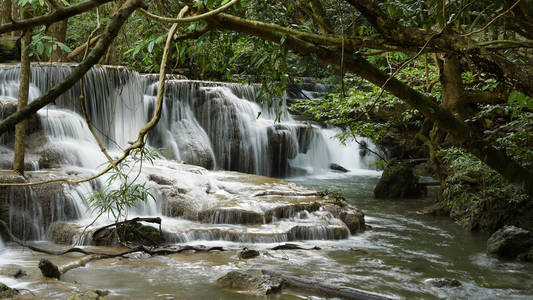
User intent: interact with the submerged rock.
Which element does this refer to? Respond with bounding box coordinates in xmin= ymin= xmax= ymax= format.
xmin=38 ymin=258 xmax=61 ymax=279
xmin=239 ymin=248 xmax=260 ymax=259
xmin=0 ymin=282 xmax=19 ymax=298
xmin=373 ymin=160 xmax=427 ymax=198
xmin=216 ymin=270 xmax=283 ymax=295
xmin=67 ymin=291 xmax=103 ymax=300
xmin=424 ymin=278 xmax=462 ymax=288
xmin=329 ymin=163 xmax=349 ymax=173
xmin=487 ymin=225 xmax=533 ymax=259
xmin=322 ymin=203 xmax=365 ymax=234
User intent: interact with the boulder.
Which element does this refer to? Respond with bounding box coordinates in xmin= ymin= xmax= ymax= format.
xmin=322 ymin=204 xmax=365 ymax=234
xmin=38 ymin=258 xmax=61 ymax=279
xmin=329 ymin=163 xmax=349 ymax=173
xmin=48 ymin=222 xmax=82 ymax=245
xmin=424 ymin=278 xmax=462 ymax=288
xmin=267 ymin=124 xmax=299 ymax=177
xmin=238 ymin=248 xmax=260 ymax=259
xmin=487 ymin=225 xmax=533 ymax=259
xmin=38 ymin=144 xmax=80 ymax=168
xmin=216 ymin=270 xmax=283 ymax=295
xmin=0 ymin=282 xmax=19 ymax=298
xmin=373 ymin=160 xmax=427 ymax=198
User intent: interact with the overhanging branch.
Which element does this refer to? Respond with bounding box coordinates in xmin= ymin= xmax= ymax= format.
xmin=0 ymin=0 xmax=116 ymax=34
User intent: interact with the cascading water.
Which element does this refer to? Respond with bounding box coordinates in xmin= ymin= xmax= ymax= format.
xmin=0 ymin=63 xmax=375 ymax=243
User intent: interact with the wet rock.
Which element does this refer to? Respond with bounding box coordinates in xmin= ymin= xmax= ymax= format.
xmin=0 ymin=282 xmax=18 ymax=298
xmin=239 ymin=248 xmax=260 ymax=259
xmin=295 ymin=124 xmax=316 ymax=154
xmin=322 ymin=204 xmax=365 ymax=234
xmin=67 ymin=291 xmax=102 ymax=300
xmin=48 ymin=222 xmax=82 ymax=245
xmin=329 ymin=163 xmax=349 ymax=173
xmin=216 ymin=270 xmax=283 ymax=295
xmin=373 ymin=160 xmax=427 ymax=198
xmin=38 ymin=258 xmax=61 ymax=279
xmin=13 ymin=269 xmax=27 ymax=279
xmin=199 ymin=208 xmax=264 ymax=225
xmin=425 ymin=278 xmax=462 ymax=288
xmin=487 ymin=225 xmax=533 ymax=259
xmin=162 ymin=189 xmax=201 ymax=221
xmin=267 ymin=124 xmax=299 ymax=177
xmin=0 ymin=98 xmax=41 ymax=144
xmin=38 ymin=144 xmax=79 ymax=168
xmin=0 ymin=172 xmax=80 ymax=240
xmin=420 ymin=202 xmax=449 ymax=216
xmin=264 ymin=202 xmax=321 ymax=223
xmin=174 ymin=119 xmax=215 ymax=170
xmin=288 ymin=225 xmax=349 ymax=240
xmin=148 ymin=174 xmax=174 ymax=186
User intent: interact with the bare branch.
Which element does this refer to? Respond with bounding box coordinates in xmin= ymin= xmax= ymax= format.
xmin=138 ymin=0 xmax=239 ymax=23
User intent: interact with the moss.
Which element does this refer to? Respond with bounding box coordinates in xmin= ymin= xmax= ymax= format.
xmin=439 ymin=148 xmax=533 ymax=232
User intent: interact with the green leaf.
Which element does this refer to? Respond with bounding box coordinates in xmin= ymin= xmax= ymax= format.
xmin=36 ymin=43 xmax=44 ymax=55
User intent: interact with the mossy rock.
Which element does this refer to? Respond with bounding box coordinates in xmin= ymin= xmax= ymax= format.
xmin=0 ymin=282 xmax=18 ymax=298
xmin=374 ymin=160 xmax=427 ymax=199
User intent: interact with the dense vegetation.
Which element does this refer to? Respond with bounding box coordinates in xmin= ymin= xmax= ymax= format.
xmin=1 ymin=0 xmax=532 ymax=231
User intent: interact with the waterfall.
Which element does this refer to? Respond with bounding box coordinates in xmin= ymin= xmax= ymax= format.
xmin=0 ymin=63 xmax=375 ymax=176
xmin=0 ymin=63 xmax=374 ymax=242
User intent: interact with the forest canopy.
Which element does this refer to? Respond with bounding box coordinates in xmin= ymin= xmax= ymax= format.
xmin=0 ymin=0 xmax=532 ymax=197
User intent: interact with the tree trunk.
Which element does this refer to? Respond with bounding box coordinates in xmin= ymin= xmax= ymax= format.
xmin=45 ymin=15 xmax=68 ymax=61
xmin=1 ymin=0 xmax=12 ymax=26
xmin=12 ymin=8 xmax=31 ymax=174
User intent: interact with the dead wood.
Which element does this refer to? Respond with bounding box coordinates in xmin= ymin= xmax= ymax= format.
xmin=262 ymin=270 xmax=395 ymax=300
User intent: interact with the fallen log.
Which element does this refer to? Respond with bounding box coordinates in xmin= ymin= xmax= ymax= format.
xmin=262 ymin=270 xmax=395 ymax=300
xmin=253 ymin=190 xmax=319 ymax=197
xmin=270 ymin=243 xmax=321 ymax=251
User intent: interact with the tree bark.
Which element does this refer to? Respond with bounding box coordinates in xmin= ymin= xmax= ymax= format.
xmin=12 ymin=8 xmax=31 ymax=174
xmin=1 ymin=0 xmax=12 ymax=26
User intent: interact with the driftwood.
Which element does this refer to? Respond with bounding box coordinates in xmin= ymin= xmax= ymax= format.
xmin=262 ymin=270 xmax=395 ymax=300
xmin=270 ymin=243 xmax=321 ymax=251
xmin=253 ymin=190 xmax=319 ymax=197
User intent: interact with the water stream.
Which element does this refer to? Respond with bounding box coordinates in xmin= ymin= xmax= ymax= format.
xmin=0 ymin=64 xmax=531 ymax=299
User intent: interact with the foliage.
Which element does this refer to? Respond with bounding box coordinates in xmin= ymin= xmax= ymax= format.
xmin=87 ymin=147 xmax=161 ymax=221
xmin=29 ymin=30 xmax=71 ymax=58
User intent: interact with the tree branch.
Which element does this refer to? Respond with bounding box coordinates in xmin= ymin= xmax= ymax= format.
xmin=0 ymin=0 xmax=116 ymax=34
xmin=208 ymin=11 xmax=533 ymax=197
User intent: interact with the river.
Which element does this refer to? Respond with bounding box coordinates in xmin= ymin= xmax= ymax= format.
xmin=0 ymin=172 xmax=531 ymax=299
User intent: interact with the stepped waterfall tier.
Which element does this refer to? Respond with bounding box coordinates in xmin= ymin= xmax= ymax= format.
xmin=0 ymin=63 xmax=375 ymax=243
xmin=0 ymin=63 xmax=375 ymax=177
